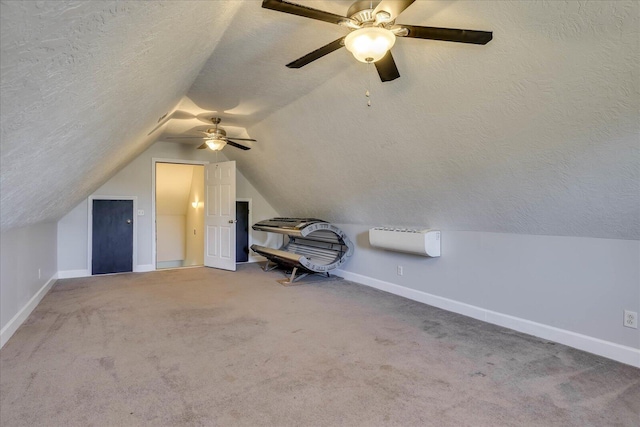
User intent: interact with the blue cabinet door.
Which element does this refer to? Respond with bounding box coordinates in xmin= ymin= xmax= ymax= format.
xmin=92 ymin=199 xmax=133 ymax=275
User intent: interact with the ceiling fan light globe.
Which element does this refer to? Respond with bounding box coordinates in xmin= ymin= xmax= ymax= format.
xmin=344 ymin=27 xmax=396 ymax=63
xmin=206 ymin=139 xmax=227 ymax=151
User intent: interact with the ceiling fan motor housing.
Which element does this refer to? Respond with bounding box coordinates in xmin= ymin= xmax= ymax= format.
xmin=347 ymin=1 xmax=392 ymax=26
xmin=206 ymin=128 xmax=226 ymax=138
xmin=348 ymin=1 xmax=375 ymax=23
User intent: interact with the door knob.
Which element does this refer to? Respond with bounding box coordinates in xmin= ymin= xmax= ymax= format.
xmin=228 ymin=220 xmax=237 ymax=224
xmin=126 ymin=219 xmax=132 ymax=224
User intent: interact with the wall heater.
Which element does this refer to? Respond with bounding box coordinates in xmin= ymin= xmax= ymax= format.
xmin=369 ymin=227 xmax=441 ymax=257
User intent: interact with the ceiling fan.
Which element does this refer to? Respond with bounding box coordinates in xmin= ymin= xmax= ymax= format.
xmin=166 ymin=118 xmax=256 ymax=151
xmin=262 ymin=0 xmax=492 ymax=82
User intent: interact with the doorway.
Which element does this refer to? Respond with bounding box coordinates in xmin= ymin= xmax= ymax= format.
xmin=236 ymin=201 xmax=249 ymax=263
xmin=155 ymin=163 xmax=205 ymax=269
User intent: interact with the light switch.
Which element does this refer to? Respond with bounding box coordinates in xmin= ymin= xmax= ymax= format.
xmin=137 ymin=210 xmax=144 ymax=216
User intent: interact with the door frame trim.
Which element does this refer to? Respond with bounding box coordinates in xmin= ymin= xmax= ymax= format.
xmin=236 ymin=198 xmax=252 ymax=264
xmin=87 ymin=195 xmax=138 ymax=275
xmin=151 ymin=157 xmax=209 ymax=271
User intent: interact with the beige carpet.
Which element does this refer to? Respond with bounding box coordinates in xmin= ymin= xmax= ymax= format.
xmin=1 ymin=264 xmax=638 ymax=426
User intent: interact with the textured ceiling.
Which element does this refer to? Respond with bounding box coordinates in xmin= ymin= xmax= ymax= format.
xmin=191 ymin=0 xmax=640 ymax=239
xmin=0 ymin=0 xmax=242 ymax=231
xmin=1 ymin=1 xmax=639 ymax=240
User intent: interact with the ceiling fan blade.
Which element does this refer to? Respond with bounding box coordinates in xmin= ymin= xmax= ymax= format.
xmin=166 ymin=136 xmax=208 ymax=139
xmin=226 ymin=140 xmax=252 ymax=151
xmin=262 ymin=0 xmax=346 ymax=25
xmin=286 ymin=37 xmax=345 ymax=68
xmin=374 ymin=51 xmax=400 ymax=82
xmin=197 ymin=143 xmax=208 ymax=150
xmin=226 ymin=137 xmax=256 ymax=142
xmin=373 ymin=0 xmax=415 ymax=21
xmin=401 ymin=25 xmax=492 ymax=45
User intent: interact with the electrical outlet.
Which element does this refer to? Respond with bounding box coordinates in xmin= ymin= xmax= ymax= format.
xmin=397 ymin=265 xmax=403 ymax=276
xmin=624 ymin=310 xmax=637 ymax=329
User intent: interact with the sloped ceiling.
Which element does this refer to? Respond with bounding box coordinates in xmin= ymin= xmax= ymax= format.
xmin=1 ymin=1 xmax=638 ymax=240
xmin=0 ymin=0 xmax=242 ymax=231
xmin=185 ymin=0 xmax=640 ymax=239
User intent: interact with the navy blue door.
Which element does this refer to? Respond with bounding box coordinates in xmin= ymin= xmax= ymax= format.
xmin=92 ymin=199 xmax=133 ymax=275
xmin=236 ymin=201 xmax=249 ymax=263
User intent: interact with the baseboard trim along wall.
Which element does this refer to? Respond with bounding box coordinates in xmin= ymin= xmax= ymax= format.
xmin=134 ymin=264 xmax=154 ymax=273
xmin=0 ymin=273 xmax=58 ymax=349
xmin=58 ymin=265 xmax=154 ymax=278
xmin=334 ymin=269 xmax=640 ymax=368
xmin=57 ymin=269 xmax=91 ymax=279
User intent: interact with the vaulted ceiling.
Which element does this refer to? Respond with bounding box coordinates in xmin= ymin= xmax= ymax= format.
xmin=1 ymin=1 xmax=638 ymax=239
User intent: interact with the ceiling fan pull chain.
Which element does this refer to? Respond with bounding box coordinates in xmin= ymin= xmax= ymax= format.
xmin=366 ymin=62 xmax=373 ymax=106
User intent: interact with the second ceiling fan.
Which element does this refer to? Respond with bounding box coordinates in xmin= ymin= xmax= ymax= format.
xmin=263 ymin=0 xmax=493 ymax=82
xmin=167 ymin=118 xmax=256 ymax=151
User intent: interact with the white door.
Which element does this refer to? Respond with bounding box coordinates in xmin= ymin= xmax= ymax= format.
xmin=204 ymin=161 xmax=236 ymax=271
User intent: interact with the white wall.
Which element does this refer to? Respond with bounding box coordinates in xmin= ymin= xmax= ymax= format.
xmin=156 ymin=215 xmax=186 ymax=262
xmin=1 ymin=222 xmax=57 ymax=347
xmin=334 ymin=224 xmax=640 ymax=366
xmin=57 ymin=140 xmax=280 ymax=274
xmin=57 ymin=202 xmax=88 ymax=275
xmin=236 ymin=164 xmax=284 ymax=263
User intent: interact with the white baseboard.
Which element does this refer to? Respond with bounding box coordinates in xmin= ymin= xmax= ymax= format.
xmin=334 ymin=269 xmax=640 ymax=368
xmin=134 ymin=264 xmax=154 ymax=273
xmin=60 ymin=265 xmax=155 ymax=276
xmin=0 ymin=273 xmax=58 ymax=349
xmin=57 ymin=269 xmax=90 ymax=279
